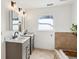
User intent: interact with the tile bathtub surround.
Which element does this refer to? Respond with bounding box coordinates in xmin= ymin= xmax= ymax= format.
xmin=55 ymin=32 xmax=77 ymax=50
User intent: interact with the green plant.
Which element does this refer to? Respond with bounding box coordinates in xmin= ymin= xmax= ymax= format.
xmin=70 ymin=24 xmax=77 ymax=32
xmin=70 ymin=24 xmax=77 ymax=35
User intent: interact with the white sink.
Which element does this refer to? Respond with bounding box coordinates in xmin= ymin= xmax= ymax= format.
xmin=21 ymin=33 xmax=34 ymax=37
xmin=15 ymin=37 xmax=26 ymax=40
xmin=5 ymin=36 xmax=30 ymax=43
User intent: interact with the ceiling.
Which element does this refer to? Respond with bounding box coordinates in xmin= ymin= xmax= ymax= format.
xmin=15 ymin=0 xmax=74 ymax=9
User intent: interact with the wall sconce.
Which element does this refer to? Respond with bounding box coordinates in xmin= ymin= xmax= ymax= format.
xmin=18 ymin=8 xmax=22 ymax=12
xmin=23 ymin=11 xmax=26 ymax=15
xmin=11 ymin=1 xmax=16 ymax=7
xmin=10 ymin=1 xmax=26 ymax=16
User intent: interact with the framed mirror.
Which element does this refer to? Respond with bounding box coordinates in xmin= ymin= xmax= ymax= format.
xmin=9 ymin=10 xmax=23 ymax=32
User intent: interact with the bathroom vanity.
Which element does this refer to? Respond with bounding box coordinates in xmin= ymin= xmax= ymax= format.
xmin=6 ymin=37 xmax=30 ymax=59
xmin=7 ymin=8 xmax=34 ymax=59
xmin=23 ymin=33 xmax=34 ymax=55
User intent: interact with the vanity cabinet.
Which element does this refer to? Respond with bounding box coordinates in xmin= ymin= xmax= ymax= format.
xmin=6 ymin=38 xmax=30 ymax=59
xmin=24 ymin=34 xmax=34 ymax=55
xmin=30 ymin=35 xmax=34 ymax=54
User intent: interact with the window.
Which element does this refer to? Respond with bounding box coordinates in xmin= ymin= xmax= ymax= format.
xmin=38 ymin=16 xmax=53 ymax=31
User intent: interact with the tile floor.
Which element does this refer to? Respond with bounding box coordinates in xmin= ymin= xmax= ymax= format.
xmin=30 ymin=48 xmax=54 ymax=59
xmin=30 ymin=49 xmax=77 ymax=59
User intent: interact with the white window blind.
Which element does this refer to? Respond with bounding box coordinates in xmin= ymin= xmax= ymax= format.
xmin=38 ymin=16 xmax=53 ymax=31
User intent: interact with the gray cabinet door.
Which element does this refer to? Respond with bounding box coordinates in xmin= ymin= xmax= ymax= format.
xmin=6 ymin=42 xmax=22 ymax=59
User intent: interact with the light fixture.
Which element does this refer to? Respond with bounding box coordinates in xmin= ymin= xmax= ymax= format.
xmin=10 ymin=1 xmax=26 ymax=16
xmin=18 ymin=8 xmax=22 ymax=12
xmin=23 ymin=11 xmax=26 ymax=15
xmin=11 ymin=1 xmax=16 ymax=7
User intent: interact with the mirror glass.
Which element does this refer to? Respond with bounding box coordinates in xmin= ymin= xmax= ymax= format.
xmin=9 ymin=10 xmax=23 ymax=32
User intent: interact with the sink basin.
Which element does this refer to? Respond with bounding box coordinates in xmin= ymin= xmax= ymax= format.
xmin=21 ymin=33 xmax=34 ymax=37
xmin=12 ymin=36 xmax=17 ymax=39
xmin=5 ymin=36 xmax=30 ymax=43
xmin=14 ymin=37 xmax=26 ymax=40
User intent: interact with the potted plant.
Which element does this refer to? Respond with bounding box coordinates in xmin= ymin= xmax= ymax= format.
xmin=70 ymin=24 xmax=77 ymax=36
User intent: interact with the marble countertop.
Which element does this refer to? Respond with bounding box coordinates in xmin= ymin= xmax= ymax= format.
xmin=21 ymin=33 xmax=34 ymax=37
xmin=25 ymin=33 xmax=34 ymax=36
xmin=5 ymin=36 xmax=30 ymax=43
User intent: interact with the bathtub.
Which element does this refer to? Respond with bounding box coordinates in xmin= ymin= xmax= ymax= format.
xmin=54 ymin=49 xmax=69 ymax=59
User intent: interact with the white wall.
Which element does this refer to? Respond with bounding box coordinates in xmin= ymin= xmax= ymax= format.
xmin=1 ymin=0 xmax=11 ymax=59
xmin=71 ymin=0 xmax=77 ymax=24
xmin=25 ymin=4 xmax=73 ymax=49
xmin=26 ymin=4 xmax=73 ymax=32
